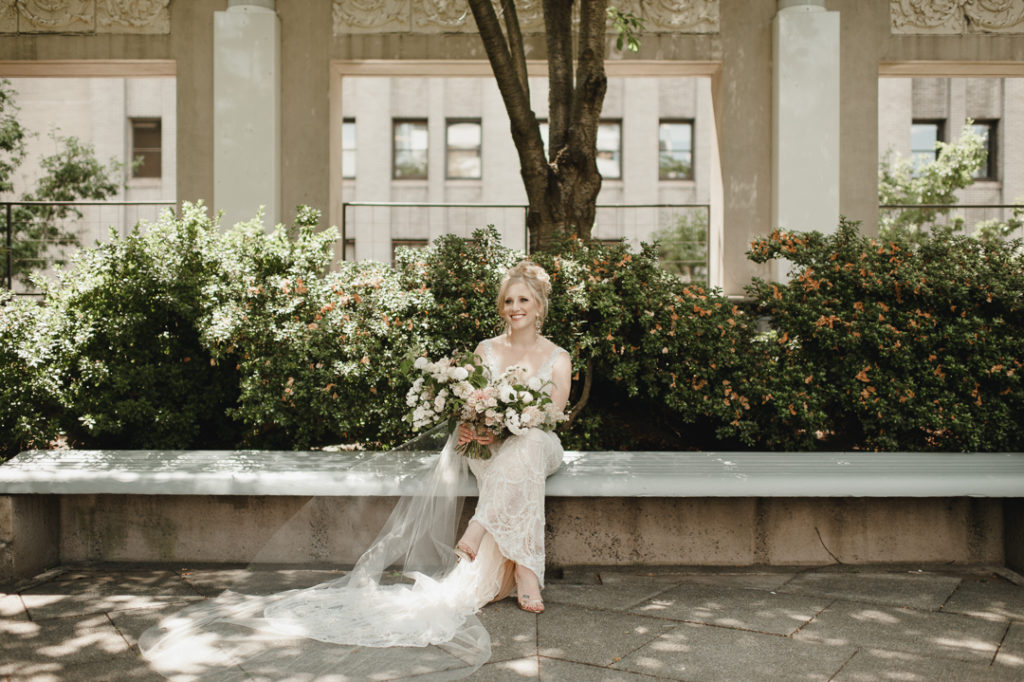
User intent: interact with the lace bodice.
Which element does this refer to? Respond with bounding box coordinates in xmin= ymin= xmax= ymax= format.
xmin=480 ymin=338 xmax=565 ymax=390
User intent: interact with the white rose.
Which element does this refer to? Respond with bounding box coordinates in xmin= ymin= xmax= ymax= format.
xmin=499 ymin=385 xmax=517 ymax=403
xmin=527 ymin=376 xmax=543 ymax=392
xmin=414 ymin=357 xmax=428 ymax=370
xmin=450 ymin=366 xmax=469 ymax=381
xmin=434 ymin=395 xmax=446 ymax=412
xmin=504 ymin=408 xmax=524 ymax=435
xmin=520 ymin=391 xmax=533 ymax=404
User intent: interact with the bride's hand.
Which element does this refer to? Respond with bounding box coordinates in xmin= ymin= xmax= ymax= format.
xmin=457 ymin=424 xmax=495 ymax=446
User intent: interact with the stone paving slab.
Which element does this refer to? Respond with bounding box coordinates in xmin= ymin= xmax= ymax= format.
xmin=540 ymin=656 xmax=664 ymax=680
xmin=544 ymin=577 xmax=678 ymax=612
xmin=0 ymin=591 xmax=27 ymax=619
xmin=942 ymin=575 xmax=1024 ymax=622
xmin=537 ymin=602 xmax=678 ymax=667
xmin=474 ymin=598 xmax=538 ymax=663
xmin=4 ymin=564 xmax=1024 ymax=681
xmin=778 ymin=568 xmax=962 ymax=610
xmin=179 ymin=566 xmax=347 ymax=597
xmin=613 ymin=621 xmax=856 ymax=681
xmin=832 ymin=647 xmax=1021 ymax=682
xmin=18 ymin=569 xmax=203 ymax=621
xmin=794 ymin=599 xmax=1009 ymax=663
xmin=628 ymin=582 xmax=830 ymax=636
xmin=994 ymin=621 xmax=1024 ymax=671
xmin=0 ymin=611 xmax=132 ymax=677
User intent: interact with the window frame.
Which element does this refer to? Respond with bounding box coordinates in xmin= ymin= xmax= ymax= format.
xmin=658 ymin=119 xmax=695 ymax=181
xmin=596 ymin=119 xmax=622 ymax=180
xmin=444 ymin=118 xmax=482 ymax=180
xmin=392 ymin=118 xmax=429 ymax=180
xmin=342 ymin=117 xmax=356 ymax=179
xmin=910 ymin=118 xmax=945 ymax=169
xmin=970 ymin=119 xmax=998 ymax=181
xmin=129 ymin=117 xmax=162 ymax=179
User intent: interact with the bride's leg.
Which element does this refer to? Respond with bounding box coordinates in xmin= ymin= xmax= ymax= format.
xmin=514 ymin=563 xmax=544 ymax=613
xmin=456 ymin=519 xmax=486 ymax=560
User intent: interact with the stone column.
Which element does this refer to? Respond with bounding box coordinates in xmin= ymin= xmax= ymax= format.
xmin=213 ymin=0 xmax=280 ymax=229
xmin=771 ymin=0 xmax=840 ymax=277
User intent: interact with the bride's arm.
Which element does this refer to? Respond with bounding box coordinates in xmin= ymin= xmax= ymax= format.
xmin=549 ymin=351 xmax=572 ymax=413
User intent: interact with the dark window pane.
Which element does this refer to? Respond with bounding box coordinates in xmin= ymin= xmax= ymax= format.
xmin=131 ymin=118 xmax=162 ymax=179
xmin=342 ymin=119 xmax=356 ymax=178
xmin=971 ymin=121 xmax=996 ymax=180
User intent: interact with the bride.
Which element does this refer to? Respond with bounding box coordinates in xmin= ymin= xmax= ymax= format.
xmin=139 ymin=260 xmax=571 ymax=680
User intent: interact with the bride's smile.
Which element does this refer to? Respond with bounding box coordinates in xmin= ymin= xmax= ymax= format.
xmin=503 ymin=282 xmax=539 ymax=331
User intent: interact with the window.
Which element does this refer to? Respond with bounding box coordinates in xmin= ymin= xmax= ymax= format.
xmin=659 ymin=120 xmax=693 ymax=180
xmin=970 ymin=120 xmax=997 ymax=180
xmin=393 ymin=119 xmax=428 ymax=179
xmin=911 ymin=119 xmax=944 ymax=170
xmin=130 ymin=118 xmax=162 ymax=178
xmin=446 ymin=119 xmax=481 ymax=179
xmin=597 ymin=121 xmax=621 ymax=179
xmin=538 ymin=120 xmax=620 ymax=179
xmin=342 ymin=118 xmax=356 ymax=179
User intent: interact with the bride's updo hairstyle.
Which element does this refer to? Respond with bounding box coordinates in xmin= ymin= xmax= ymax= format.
xmin=497 ymin=260 xmax=552 ymax=331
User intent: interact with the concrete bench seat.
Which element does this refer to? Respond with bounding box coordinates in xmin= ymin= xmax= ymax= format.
xmin=2 ymin=449 xmax=1023 ymax=583
xmin=3 ymin=449 xmax=1023 ymax=497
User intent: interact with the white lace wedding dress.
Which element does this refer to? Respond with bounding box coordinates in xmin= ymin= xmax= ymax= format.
xmin=139 ymin=340 xmax=568 ymax=681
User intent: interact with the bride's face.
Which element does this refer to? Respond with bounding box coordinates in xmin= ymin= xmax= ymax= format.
xmin=502 ymin=282 xmax=540 ymax=332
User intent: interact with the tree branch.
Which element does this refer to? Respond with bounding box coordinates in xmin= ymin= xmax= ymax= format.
xmin=467 ymin=0 xmax=546 ymax=184
xmin=564 ymin=358 xmax=593 ymax=427
xmin=543 ymin=0 xmax=573 ymax=163
xmin=500 ymin=0 xmax=529 ymax=99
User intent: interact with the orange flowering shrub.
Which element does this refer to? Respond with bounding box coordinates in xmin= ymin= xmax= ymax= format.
xmin=743 ymin=217 xmax=1024 ymax=451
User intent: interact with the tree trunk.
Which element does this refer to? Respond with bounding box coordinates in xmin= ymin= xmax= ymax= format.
xmin=469 ymin=0 xmax=608 ymax=253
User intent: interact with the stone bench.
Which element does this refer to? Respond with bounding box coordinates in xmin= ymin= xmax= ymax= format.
xmin=2 ymin=449 xmax=1023 ymax=583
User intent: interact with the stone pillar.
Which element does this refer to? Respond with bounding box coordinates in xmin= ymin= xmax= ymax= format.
xmin=771 ymin=0 xmax=840 ymax=278
xmin=213 ymin=0 xmax=280 ymax=229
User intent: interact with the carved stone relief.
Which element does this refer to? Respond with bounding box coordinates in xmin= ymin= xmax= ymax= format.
xmin=891 ymin=0 xmax=1024 ymax=34
xmin=333 ymin=0 xmax=720 ymax=36
xmin=643 ymin=0 xmax=719 ymax=34
xmin=1 ymin=0 xmax=171 ymax=34
xmin=413 ymin=0 xmax=471 ymax=32
xmin=333 ymin=0 xmax=408 ymax=34
xmin=18 ymin=0 xmax=93 ymax=32
xmin=97 ymin=0 xmax=170 ymax=34
xmin=0 ymin=0 xmax=17 ymax=32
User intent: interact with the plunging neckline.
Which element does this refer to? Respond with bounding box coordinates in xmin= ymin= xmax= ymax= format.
xmin=482 ymin=338 xmax=560 ymax=384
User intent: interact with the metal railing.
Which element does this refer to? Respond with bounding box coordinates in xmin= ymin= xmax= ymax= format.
xmin=341 ymin=201 xmax=711 ymax=284
xmin=2 ymin=200 xmax=177 ymax=296
xmin=879 ymin=203 xmax=1024 ymax=239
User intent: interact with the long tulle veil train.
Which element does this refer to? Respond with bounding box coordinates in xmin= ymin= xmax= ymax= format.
xmin=138 ymin=426 xmax=494 ymax=680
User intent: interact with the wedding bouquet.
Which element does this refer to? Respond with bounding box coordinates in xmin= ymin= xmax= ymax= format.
xmin=405 ymin=353 xmax=567 ymax=460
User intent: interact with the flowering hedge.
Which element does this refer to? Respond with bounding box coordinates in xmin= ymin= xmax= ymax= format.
xmin=1 ymin=207 xmax=1022 ymax=459
xmin=743 ymin=218 xmax=1024 ymax=451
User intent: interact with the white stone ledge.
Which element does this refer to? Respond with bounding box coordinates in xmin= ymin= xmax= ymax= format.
xmin=1 ymin=450 xmax=1023 ymax=498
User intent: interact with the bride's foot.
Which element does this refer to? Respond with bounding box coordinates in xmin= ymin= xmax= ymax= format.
xmin=454 ymin=541 xmax=476 ymax=562
xmin=455 ymin=521 xmax=485 ymax=562
xmin=515 ymin=565 xmax=544 ymax=613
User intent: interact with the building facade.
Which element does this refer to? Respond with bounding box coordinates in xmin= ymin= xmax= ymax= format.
xmin=2 ymin=0 xmax=1023 ymax=294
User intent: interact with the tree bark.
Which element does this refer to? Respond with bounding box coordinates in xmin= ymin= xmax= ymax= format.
xmin=469 ymin=0 xmax=609 ymax=253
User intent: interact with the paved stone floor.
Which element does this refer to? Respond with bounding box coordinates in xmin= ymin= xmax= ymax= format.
xmin=1 ymin=563 xmax=1023 ymax=681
